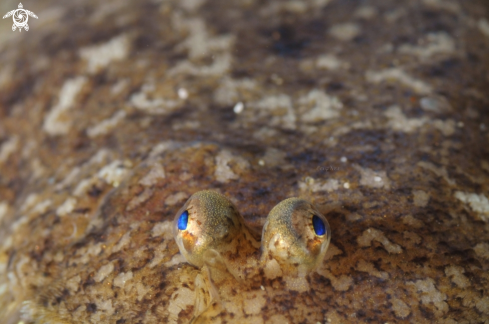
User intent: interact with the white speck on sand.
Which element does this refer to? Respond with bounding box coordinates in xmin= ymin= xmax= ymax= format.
xmin=126 ymin=187 xmax=154 ymax=211
xmin=56 ymin=197 xmax=77 ymax=217
xmin=0 ymin=136 xmax=18 ymax=164
xmin=299 ymin=90 xmax=343 ymax=123
xmin=413 ymin=190 xmax=430 ymax=207
xmin=314 ymin=179 xmax=340 ymax=192
xmin=152 ymin=221 xmax=174 ymax=239
xmin=80 ymin=34 xmax=129 ymax=73
xmin=177 ymin=88 xmax=189 ymax=100
xmin=165 ymin=192 xmax=188 ymax=206
xmin=164 ymin=253 xmax=187 ymax=268
xmin=398 ymin=32 xmax=455 ymax=59
xmin=419 ymin=96 xmax=452 ymax=113
xmin=213 ymin=77 xmax=256 ymax=105
xmin=113 ymin=271 xmax=133 ymax=288
xmin=476 ymin=296 xmax=489 ymax=315
xmin=391 ymin=298 xmax=410 ymax=318
xmin=252 ymin=94 xmax=296 ymax=130
xmin=172 ymin=16 xmax=234 ymax=60
xmin=130 ymin=87 xmax=180 ymax=115
xmin=233 ymin=101 xmax=244 ymax=114
xmin=98 ymin=160 xmax=131 ymax=187
xmin=94 ymin=262 xmax=114 ymax=283
xmin=215 ymin=150 xmax=250 ymax=183
xmin=43 ymin=77 xmax=87 ymax=135
xmin=260 ymin=148 xmax=286 ymax=167
xmin=353 ymin=164 xmax=391 ymax=189
xmin=384 ymin=105 xmax=428 ymax=133
xmin=329 ymin=23 xmax=360 ymax=41
xmin=473 ymin=243 xmax=489 ymax=260
xmin=316 ymin=267 xmax=353 ymax=291
xmin=417 ymin=161 xmax=455 ymax=185
xmin=148 ymin=141 xmax=180 ymax=159
xmin=111 ymin=79 xmax=129 ymax=96
xmin=316 ymin=54 xmax=347 ymax=70
xmin=357 ymin=228 xmax=402 ymax=254
xmin=112 ymin=231 xmax=132 ymax=253
xmin=139 ymin=163 xmax=166 ymax=187
xmin=407 ymin=278 xmax=448 ymax=316
xmin=87 ymin=110 xmax=126 ymax=138
xmin=66 ymin=275 xmax=81 ymax=293
xmin=454 ymin=191 xmax=489 ymax=222
xmin=356 ymin=259 xmax=389 ymax=279
xmin=366 ymin=68 xmax=432 ymax=94
xmin=445 ymin=265 xmax=470 ymax=288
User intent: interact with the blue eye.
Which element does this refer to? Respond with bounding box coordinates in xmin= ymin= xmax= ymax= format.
xmin=178 ymin=210 xmax=189 ymax=230
xmin=312 ymin=215 xmax=326 ymax=236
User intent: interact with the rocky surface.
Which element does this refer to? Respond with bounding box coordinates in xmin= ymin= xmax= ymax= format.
xmin=0 ymin=0 xmax=489 ymax=323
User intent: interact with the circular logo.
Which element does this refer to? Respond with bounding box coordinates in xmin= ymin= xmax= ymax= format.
xmin=3 ymin=3 xmax=38 ymax=32
xmin=13 ymin=10 xmax=28 ymax=27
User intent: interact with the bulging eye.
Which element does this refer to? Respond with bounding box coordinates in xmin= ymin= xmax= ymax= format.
xmin=312 ymin=215 xmax=326 ymax=236
xmin=261 ymin=198 xmax=331 ymax=278
xmin=177 ymin=210 xmax=189 ymax=230
xmin=173 ymin=190 xmax=258 ymax=269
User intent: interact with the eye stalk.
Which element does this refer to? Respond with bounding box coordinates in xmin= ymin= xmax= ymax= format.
xmin=261 ymin=198 xmax=331 ymax=277
xmin=172 ymin=191 xmax=331 ymax=289
xmin=173 ymin=190 xmax=259 ymax=269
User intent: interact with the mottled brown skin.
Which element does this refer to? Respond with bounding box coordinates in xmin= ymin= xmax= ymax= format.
xmin=13 ymin=147 xmax=335 ymax=324
xmin=261 ymin=197 xmax=331 ymax=277
xmin=1 ymin=0 xmax=489 ymax=323
xmin=173 ymin=190 xmax=261 ymax=271
xmin=173 ymin=191 xmax=331 ymax=321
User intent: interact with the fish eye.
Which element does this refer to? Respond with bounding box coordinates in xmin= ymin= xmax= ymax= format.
xmin=261 ymin=198 xmax=331 ymax=276
xmin=312 ymin=215 xmax=326 ymax=236
xmin=177 ymin=210 xmax=189 ymax=230
xmin=173 ymin=190 xmax=256 ymax=269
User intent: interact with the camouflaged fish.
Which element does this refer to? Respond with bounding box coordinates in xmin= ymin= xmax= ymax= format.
xmin=172 ymin=190 xmax=331 ymax=322
xmin=6 ymin=144 xmax=336 ymax=324
xmin=1 ymin=0 xmax=489 ymax=322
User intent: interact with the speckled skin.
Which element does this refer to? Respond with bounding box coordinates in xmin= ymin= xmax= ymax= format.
xmin=1 ymin=0 xmax=489 ymax=323
xmin=172 ymin=191 xmax=331 ymax=321
xmin=173 ymin=190 xmax=261 ymax=270
xmin=261 ymin=197 xmax=331 ymax=277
